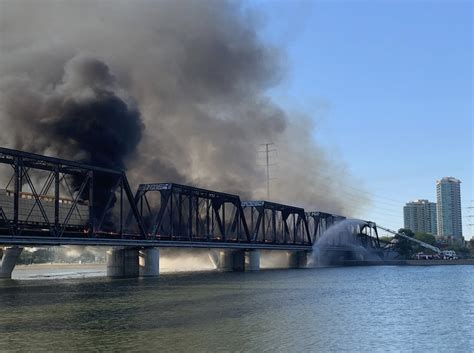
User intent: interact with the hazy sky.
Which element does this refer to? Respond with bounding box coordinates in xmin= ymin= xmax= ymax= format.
xmin=249 ymin=0 xmax=473 ymax=236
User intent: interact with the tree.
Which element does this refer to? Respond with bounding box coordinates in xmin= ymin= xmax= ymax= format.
xmin=393 ymin=228 xmax=417 ymax=258
xmin=31 ymin=249 xmax=55 ymax=263
xmin=379 ymin=236 xmax=394 ymax=244
xmin=451 ymin=244 xmax=470 ymax=259
xmin=409 ymin=232 xmax=437 ymax=254
xmin=18 ymin=248 xmax=55 ymax=264
xmin=414 ymin=232 xmax=436 ymax=246
xmin=398 ymin=228 xmax=415 ymax=237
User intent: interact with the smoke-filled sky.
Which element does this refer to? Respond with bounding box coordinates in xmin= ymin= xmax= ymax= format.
xmin=255 ymin=0 xmax=472 ymax=235
xmin=0 ymin=0 xmax=369 ymax=216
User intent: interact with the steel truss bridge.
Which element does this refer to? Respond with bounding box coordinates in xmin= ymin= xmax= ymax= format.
xmin=0 ymin=147 xmax=381 ymax=251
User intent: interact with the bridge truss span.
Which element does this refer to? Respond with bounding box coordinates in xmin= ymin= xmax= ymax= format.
xmin=241 ymin=200 xmax=312 ymax=245
xmin=0 ymin=147 xmax=382 ymax=253
xmin=306 ymin=211 xmax=347 ymax=243
xmin=133 ymin=183 xmax=251 ymax=243
xmin=0 ymin=147 xmax=146 ymax=240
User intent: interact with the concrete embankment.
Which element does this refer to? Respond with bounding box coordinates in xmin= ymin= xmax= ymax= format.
xmin=338 ymin=259 xmax=474 ymax=267
xmin=404 ymin=259 xmax=474 ymax=266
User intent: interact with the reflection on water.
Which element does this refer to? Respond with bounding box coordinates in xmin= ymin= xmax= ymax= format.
xmin=1 ymin=266 xmax=473 ymax=352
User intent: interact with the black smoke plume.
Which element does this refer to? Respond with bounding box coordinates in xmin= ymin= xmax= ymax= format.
xmin=0 ymin=54 xmax=143 ymax=218
xmin=0 ymin=1 xmax=366 ymax=216
xmin=0 ymin=54 xmax=142 ymax=170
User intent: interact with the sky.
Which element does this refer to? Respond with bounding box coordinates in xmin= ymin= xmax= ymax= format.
xmin=248 ymin=0 xmax=473 ymax=237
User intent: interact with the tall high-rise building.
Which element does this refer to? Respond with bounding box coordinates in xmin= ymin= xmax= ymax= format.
xmin=436 ymin=177 xmax=463 ymax=239
xmin=403 ymin=199 xmax=437 ymax=235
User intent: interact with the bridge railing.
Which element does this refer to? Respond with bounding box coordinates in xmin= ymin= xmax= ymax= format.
xmin=0 ymin=147 xmax=146 ymax=239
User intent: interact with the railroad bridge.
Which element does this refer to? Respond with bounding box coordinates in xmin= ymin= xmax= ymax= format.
xmin=0 ymin=147 xmax=381 ymax=278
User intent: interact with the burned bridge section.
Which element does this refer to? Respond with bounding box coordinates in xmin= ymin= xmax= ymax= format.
xmin=133 ymin=183 xmax=251 ymax=242
xmin=0 ymin=147 xmax=146 ymax=240
xmin=357 ymin=221 xmax=381 ymax=249
xmin=241 ymin=201 xmax=312 ymax=245
xmin=306 ymin=211 xmax=346 ymax=243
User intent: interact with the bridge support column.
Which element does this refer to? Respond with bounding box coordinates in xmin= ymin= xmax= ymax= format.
xmin=0 ymin=247 xmax=23 ymax=279
xmin=217 ymin=250 xmax=245 ymax=272
xmin=288 ymin=251 xmax=311 ymax=269
xmin=245 ymin=250 xmax=260 ymax=271
xmin=106 ymin=248 xmax=139 ymax=278
xmin=139 ymin=247 xmax=159 ymax=277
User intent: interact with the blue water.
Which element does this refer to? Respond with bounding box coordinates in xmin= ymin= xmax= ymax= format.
xmin=1 ymin=266 xmax=473 ymax=352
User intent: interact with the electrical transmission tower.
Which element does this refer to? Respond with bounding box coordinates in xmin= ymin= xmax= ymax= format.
xmin=467 ymin=200 xmax=474 ymax=236
xmin=258 ymin=143 xmax=277 ymax=199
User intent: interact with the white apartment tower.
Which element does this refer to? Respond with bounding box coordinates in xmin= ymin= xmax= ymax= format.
xmin=436 ymin=177 xmax=463 ymax=239
xmin=403 ymin=200 xmax=437 ymax=235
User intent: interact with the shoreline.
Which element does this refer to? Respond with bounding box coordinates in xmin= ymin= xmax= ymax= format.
xmin=14 ymin=259 xmax=474 ymax=271
xmin=15 ymin=263 xmax=106 ymax=270
xmin=340 ymin=259 xmax=474 ymax=266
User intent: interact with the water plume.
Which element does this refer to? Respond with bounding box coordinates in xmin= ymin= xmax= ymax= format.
xmin=308 ymin=219 xmax=383 ymax=266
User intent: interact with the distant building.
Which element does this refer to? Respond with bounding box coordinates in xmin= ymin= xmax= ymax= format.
xmin=436 ymin=177 xmax=463 ymax=239
xmin=403 ymin=199 xmax=437 ymax=235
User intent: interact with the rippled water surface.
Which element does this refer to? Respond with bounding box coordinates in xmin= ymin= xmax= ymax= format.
xmin=1 ymin=266 xmax=473 ymax=352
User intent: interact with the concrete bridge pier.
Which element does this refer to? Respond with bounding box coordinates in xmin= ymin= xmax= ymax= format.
xmin=139 ymin=247 xmax=160 ymax=277
xmin=245 ymin=250 xmax=260 ymax=271
xmin=216 ymin=249 xmax=260 ymax=271
xmin=288 ymin=250 xmax=311 ymax=269
xmin=0 ymin=247 xmax=23 ymax=279
xmin=217 ymin=250 xmax=245 ymax=272
xmin=106 ymin=247 xmax=140 ymax=278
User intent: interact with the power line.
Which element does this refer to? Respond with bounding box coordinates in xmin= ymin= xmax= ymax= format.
xmin=326 ymin=190 xmax=404 ymax=216
xmin=335 ymin=186 xmax=404 ymax=208
xmin=305 ymin=176 xmax=412 ymax=207
xmin=335 ymin=181 xmax=408 ymax=204
xmin=467 ymin=200 xmax=474 ymax=227
xmin=347 ymin=204 xmax=403 ymax=218
xmin=355 ymin=208 xmax=401 ymax=218
xmin=297 ymin=178 xmax=406 ymax=210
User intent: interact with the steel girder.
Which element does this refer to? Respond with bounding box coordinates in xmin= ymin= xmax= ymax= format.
xmin=341 ymin=220 xmax=380 ymax=248
xmin=306 ymin=211 xmax=346 ymax=243
xmin=358 ymin=221 xmax=381 ymax=249
xmin=0 ymin=147 xmax=146 ymax=239
xmin=133 ymin=183 xmax=251 ymax=242
xmin=242 ymin=201 xmax=312 ymax=245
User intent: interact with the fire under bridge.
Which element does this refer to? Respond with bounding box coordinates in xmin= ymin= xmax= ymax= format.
xmin=0 ymin=147 xmax=381 ymax=278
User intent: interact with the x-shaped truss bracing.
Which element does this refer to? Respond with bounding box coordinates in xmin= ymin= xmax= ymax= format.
xmin=0 ymin=147 xmax=146 ymax=239
xmin=133 ymin=183 xmax=251 ymax=242
xmin=242 ymin=201 xmax=312 ymax=245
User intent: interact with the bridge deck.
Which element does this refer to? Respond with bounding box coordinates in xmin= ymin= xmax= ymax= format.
xmin=0 ymin=235 xmax=313 ymax=251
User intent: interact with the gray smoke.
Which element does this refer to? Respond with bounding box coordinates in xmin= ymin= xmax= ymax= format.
xmin=0 ymin=0 xmax=364 ymax=215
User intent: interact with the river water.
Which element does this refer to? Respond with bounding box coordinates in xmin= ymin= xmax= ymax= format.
xmin=1 ymin=265 xmax=473 ymax=352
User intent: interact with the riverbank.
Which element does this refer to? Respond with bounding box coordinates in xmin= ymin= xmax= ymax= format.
xmin=15 ymin=263 xmax=105 ymax=270
xmin=9 ymin=258 xmax=474 ymax=280
xmin=404 ymin=259 xmax=474 ymax=265
xmin=340 ymin=259 xmax=474 ymax=266
xmin=13 ymin=263 xmax=106 ymax=279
